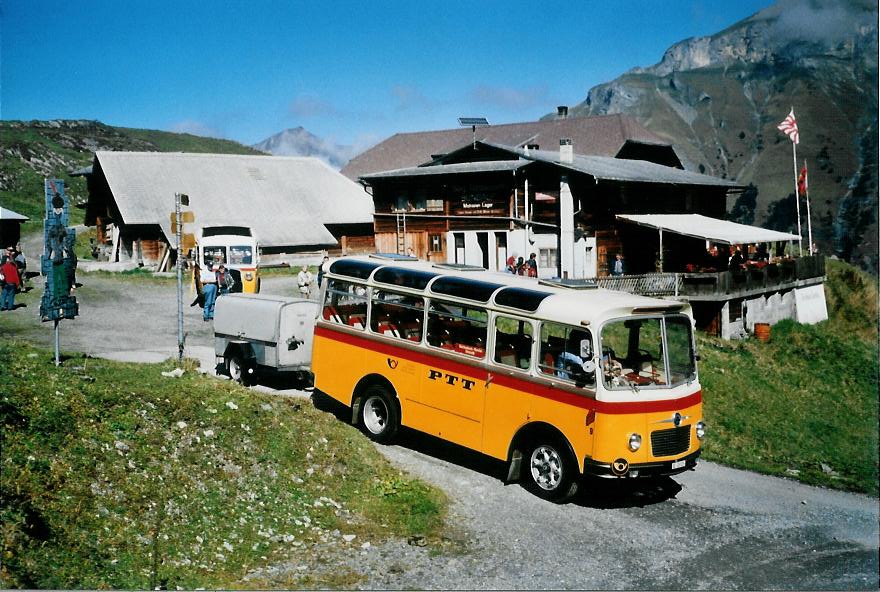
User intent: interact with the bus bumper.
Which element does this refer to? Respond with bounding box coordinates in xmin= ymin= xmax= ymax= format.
xmin=583 ymin=449 xmax=701 ymax=479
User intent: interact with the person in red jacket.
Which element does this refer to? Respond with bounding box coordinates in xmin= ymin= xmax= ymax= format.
xmin=1 ymin=247 xmax=21 ymax=310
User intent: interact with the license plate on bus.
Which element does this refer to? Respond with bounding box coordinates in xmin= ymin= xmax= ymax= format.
xmin=671 ymin=459 xmax=686 ymax=470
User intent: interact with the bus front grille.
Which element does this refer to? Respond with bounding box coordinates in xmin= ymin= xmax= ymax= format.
xmin=651 ymin=426 xmax=691 ymax=457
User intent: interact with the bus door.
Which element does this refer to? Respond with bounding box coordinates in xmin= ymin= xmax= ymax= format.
xmin=482 ymin=314 xmax=536 ymax=459
xmin=416 ymin=300 xmax=489 ymax=450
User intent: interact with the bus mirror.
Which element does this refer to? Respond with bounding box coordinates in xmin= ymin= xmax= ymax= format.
xmin=579 ymin=339 xmax=593 ymax=359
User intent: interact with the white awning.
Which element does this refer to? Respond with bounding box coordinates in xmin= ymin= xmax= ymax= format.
xmin=0 ymin=206 xmax=29 ymax=221
xmin=617 ymin=214 xmax=800 ymax=245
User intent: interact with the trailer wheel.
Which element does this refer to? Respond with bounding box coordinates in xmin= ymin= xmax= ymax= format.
xmin=227 ymin=355 xmax=254 ymax=386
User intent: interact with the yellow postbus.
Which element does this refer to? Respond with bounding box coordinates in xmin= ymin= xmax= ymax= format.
xmin=312 ymin=255 xmax=705 ymax=501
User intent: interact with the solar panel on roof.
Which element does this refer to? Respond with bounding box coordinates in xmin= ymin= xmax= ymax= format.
xmin=458 ymin=117 xmax=489 ymax=127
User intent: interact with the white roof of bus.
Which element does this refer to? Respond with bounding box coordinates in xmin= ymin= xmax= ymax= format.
xmin=335 ymin=255 xmax=690 ymax=326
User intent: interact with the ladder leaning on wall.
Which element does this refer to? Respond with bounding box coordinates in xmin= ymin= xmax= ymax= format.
xmin=396 ymin=212 xmax=406 ymax=254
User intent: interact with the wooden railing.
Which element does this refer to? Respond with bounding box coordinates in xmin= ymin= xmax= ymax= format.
xmin=595 ymin=256 xmax=826 ymax=298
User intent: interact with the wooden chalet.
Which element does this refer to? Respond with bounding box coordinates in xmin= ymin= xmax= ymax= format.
xmin=352 ymin=113 xmax=826 ymax=338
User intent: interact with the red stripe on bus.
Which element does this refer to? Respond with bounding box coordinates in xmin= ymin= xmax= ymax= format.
xmin=314 ymin=325 xmax=701 ymax=415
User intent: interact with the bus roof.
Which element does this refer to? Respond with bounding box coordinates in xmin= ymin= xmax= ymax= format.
xmin=328 ymin=255 xmax=690 ymax=326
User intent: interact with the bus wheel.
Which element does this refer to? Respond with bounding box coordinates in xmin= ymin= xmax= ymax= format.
xmin=358 ymin=385 xmax=399 ymax=444
xmin=523 ymin=440 xmax=577 ymax=502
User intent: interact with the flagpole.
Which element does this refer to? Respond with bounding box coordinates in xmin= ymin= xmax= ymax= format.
xmin=804 ymin=159 xmax=813 ymax=255
xmin=790 ymin=132 xmax=803 ymax=256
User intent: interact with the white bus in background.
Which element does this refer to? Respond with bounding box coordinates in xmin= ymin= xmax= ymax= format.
xmin=198 ymin=226 xmax=260 ymax=293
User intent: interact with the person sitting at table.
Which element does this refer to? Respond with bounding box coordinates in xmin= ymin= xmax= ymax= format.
xmin=728 ymin=247 xmax=745 ymax=271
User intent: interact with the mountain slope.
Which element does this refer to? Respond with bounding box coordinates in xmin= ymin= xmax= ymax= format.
xmin=562 ymin=0 xmax=878 ymax=269
xmin=251 ymin=127 xmax=355 ymax=170
xmin=0 ymin=120 xmax=264 ymax=226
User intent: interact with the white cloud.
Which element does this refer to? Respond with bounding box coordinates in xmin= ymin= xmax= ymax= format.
xmin=390 ymin=85 xmax=432 ymax=112
xmin=468 ymin=84 xmax=549 ymax=110
xmin=288 ymin=94 xmax=339 ymax=118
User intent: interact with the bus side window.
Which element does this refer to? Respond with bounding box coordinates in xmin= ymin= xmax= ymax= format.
xmin=322 ymin=279 xmax=367 ymax=329
xmin=370 ymin=290 xmax=424 ymax=342
xmin=427 ymin=301 xmax=487 ymax=358
xmin=493 ymin=315 xmax=533 ymax=370
xmin=539 ymin=321 xmax=595 ymax=388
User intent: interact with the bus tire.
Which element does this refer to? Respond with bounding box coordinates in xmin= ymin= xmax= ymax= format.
xmin=357 ymin=385 xmax=399 ymax=444
xmin=522 ymin=438 xmax=578 ymax=502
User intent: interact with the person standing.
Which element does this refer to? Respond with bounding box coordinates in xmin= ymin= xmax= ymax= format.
xmin=297 ymin=265 xmax=313 ymax=298
xmin=316 ymin=256 xmax=330 ymax=289
xmin=527 ymin=252 xmax=538 ymax=277
xmin=216 ymin=264 xmax=233 ymax=295
xmin=1 ymin=248 xmax=21 ymax=311
xmin=505 ymin=256 xmax=516 ymax=274
xmin=200 ymin=262 xmax=218 ymax=321
xmin=611 ymin=253 xmax=626 ymax=276
xmin=13 ymin=244 xmax=27 ymax=292
xmin=516 ymin=256 xmax=525 ymax=275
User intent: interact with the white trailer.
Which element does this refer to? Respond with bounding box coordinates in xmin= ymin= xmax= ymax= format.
xmin=213 ymin=293 xmax=318 ymax=385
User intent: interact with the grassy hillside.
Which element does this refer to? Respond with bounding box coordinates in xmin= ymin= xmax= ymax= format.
xmin=0 ymin=120 xmax=264 ymax=228
xmin=0 ymin=344 xmax=446 ymax=589
xmin=698 ymin=259 xmax=878 ymax=494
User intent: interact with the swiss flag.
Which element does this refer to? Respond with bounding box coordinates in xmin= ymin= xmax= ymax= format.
xmin=797 ymin=164 xmax=808 ymax=197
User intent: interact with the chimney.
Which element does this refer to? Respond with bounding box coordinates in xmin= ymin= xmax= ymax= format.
xmin=557 ymin=105 xmax=568 ymax=119
xmin=559 ymin=138 xmax=573 ymax=163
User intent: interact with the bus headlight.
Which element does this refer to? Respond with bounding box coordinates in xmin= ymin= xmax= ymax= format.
xmin=628 ymin=433 xmax=642 ymax=452
xmin=245 ymin=272 xmax=254 ymax=280
xmin=695 ymin=421 xmax=707 ymax=439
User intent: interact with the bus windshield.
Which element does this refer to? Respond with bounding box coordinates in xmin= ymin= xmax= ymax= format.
xmin=228 ymin=245 xmax=253 ymax=265
xmin=600 ymin=315 xmax=695 ymax=390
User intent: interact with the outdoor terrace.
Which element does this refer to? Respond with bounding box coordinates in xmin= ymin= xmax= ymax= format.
xmin=596 ymin=255 xmax=826 ymax=301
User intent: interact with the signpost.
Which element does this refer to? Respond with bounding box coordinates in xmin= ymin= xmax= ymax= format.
xmin=39 ymin=179 xmax=79 ymax=366
xmin=174 ymin=193 xmax=192 ymax=363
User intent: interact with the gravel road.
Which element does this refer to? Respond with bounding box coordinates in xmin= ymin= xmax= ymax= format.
xmin=5 ymin=252 xmax=878 ymax=589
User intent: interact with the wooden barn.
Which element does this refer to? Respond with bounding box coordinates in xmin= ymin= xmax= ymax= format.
xmin=82 ymin=151 xmax=375 ymax=267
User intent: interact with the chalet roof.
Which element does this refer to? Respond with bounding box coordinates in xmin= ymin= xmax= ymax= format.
xmin=91 ymin=151 xmax=373 ymax=248
xmin=0 ymin=206 xmax=29 ymax=221
xmin=504 ymin=145 xmax=741 ymax=188
xmin=361 ymin=159 xmax=528 ymax=180
xmin=361 ymin=142 xmax=739 ymax=189
xmin=617 ymin=214 xmax=800 ymax=244
xmin=341 ymin=114 xmax=674 ymax=180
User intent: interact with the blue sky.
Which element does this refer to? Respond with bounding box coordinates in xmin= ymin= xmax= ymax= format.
xmin=2 ymin=0 xmax=772 ymax=149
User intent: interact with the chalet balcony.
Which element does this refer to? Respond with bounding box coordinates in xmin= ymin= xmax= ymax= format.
xmin=595 ymin=255 xmax=826 ymax=301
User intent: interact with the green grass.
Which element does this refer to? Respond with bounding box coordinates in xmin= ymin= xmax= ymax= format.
xmin=0 ymin=343 xmax=447 ymax=589
xmin=697 ymin=259 xmax=879 ymax=495
xmin=117 ymin=128 xmax=265 ymax=155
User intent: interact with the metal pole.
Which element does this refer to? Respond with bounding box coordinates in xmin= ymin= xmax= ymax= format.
xmin=54 ymin=320 xmax=60 ymax=366
xmin=659 ymin=229 xmax=664 ymax=272
xmin=804 ymin=159 xmax=813 ymax=255
xmin=790 ymin=141 xmax=803 ymax=256
xmin=176 ymin=193 xmax=184 ymax=363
